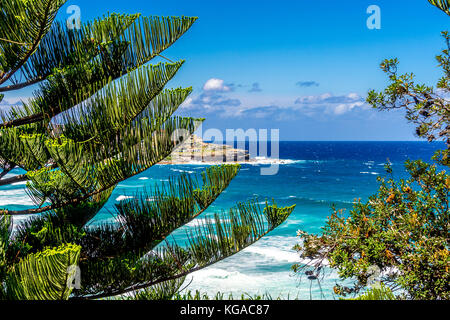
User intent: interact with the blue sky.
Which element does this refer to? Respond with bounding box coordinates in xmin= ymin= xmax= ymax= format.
xmin=2 ymin=0 xmax=449 ymax=140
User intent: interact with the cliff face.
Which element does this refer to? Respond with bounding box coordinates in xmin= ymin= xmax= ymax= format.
xmin=161 ymin=135 xmax=250 ymax=164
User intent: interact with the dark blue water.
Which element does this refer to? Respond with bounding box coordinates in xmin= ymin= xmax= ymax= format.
xmin=1 ymin=141 xmax=445 ymax=299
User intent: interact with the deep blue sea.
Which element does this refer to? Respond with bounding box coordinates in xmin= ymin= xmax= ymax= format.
xmin=1 ymin=141 xmax=445 ymax=299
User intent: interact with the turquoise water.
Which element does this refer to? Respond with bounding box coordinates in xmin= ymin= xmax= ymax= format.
xmin=1 ymin=141 xmax=445 ymax=299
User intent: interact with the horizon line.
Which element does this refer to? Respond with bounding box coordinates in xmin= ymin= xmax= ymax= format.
xmin=206 ymin=140 xmax=442 ymax=143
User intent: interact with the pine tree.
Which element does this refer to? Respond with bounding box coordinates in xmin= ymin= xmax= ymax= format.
xmin=0 ymin=0 xmax=295 ymax=300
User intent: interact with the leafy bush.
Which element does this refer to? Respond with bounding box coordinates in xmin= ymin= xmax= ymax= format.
xmin=294 ymin=160 xmax=449 ymax=300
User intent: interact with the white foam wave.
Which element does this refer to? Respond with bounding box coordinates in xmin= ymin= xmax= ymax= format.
xmin=11 ymin=181 xmax=27 ymax=186
xmin=184 ymin=217 xmax=231 ymax=228
xmin=183 ymin=262 xmax=346 ymax=299
xmin=0 ymin=197 xmax=35 ymax=207
xmin=117 ymin=184 xmax=144 ymax=189
xmin=160 ymin=158 xmax=307 ymax=166
xmin=115 ymin=195 xmax=134 ymax=202
xmin=184 ymin=269 xmax=272 ymax=297
xmin=249 ymin=157 xmax=306 ymax=165
xmin=171 ymin=168 xmax=194 ymax=174
xmin=12 ymin=215 xmax=31 ymax=223
xmin=165 ymin=161 xmax=214 ymax=166
xmin=0 ymin=190 xmax=35 ymax=206
xmin=244 ymin=246 xmax=299 ymax=263
xmin=0 ymin=190 xmax=26 ymax=196
xmin=360 ymin=172 xmax=379 ymax=175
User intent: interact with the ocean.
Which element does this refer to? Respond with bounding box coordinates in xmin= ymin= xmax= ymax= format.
xmin=1 ymin=141 xmax=445 ymax=299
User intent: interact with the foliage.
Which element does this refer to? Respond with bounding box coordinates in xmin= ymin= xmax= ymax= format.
xmin=367 ymin=1 xmax=449 ymax=163
xmin=294 ymin=161 xmax=449 ymax=300
xmin=367 ymin=25 xmax=449 ymax=164
xmin=124 ymin=286 xmax=282 ymax=301
xmin=293 ymin=0 xmax=449 ymax=300
xmin=170 ymin=291 xmax=280 ymax=301
xmin=346 ymin=284 xmax=397 ymax=301
xmin=0 ymin=1 xmax=296 ymax=300
xmin=3 ymin=243 xmax=81 ymax=300
xmin=429 ymin=0 xmax=450 ymax=14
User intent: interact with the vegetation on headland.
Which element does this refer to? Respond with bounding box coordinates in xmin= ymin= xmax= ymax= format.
xmin=293 ymin=0 xmax=450 ymax=300
xmin=160 ymin=135 xmax=250 ymax=164
xmin=123 ymin=288 xmax=284 ymax=301
xmin=0 ymin=0 xmax=295 ymax=300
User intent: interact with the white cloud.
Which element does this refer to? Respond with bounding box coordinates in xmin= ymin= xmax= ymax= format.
xmin=333 ymin=101 xmax=365 ymax=115
xmin=0 ymin=96 xmax=28 ymax=106
xmin=295 ymin=93 xmax=333 ymax=105
xmin=347 ymin=92 xmax=360 ymax=99
xmin=180 ymin=97 xmax=194 ymax=109
xmin=181 ymin=78 xmax=370 ymax=120
xmin=203 ymin=78 xmax=231 ymax=92
xmin=334 ymin=104 xmax=347 ymax=115
xmin=0 ymin=96 xmax=30 ymax=115
xmin=295 ymin=92 xmax=368 ymax=116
